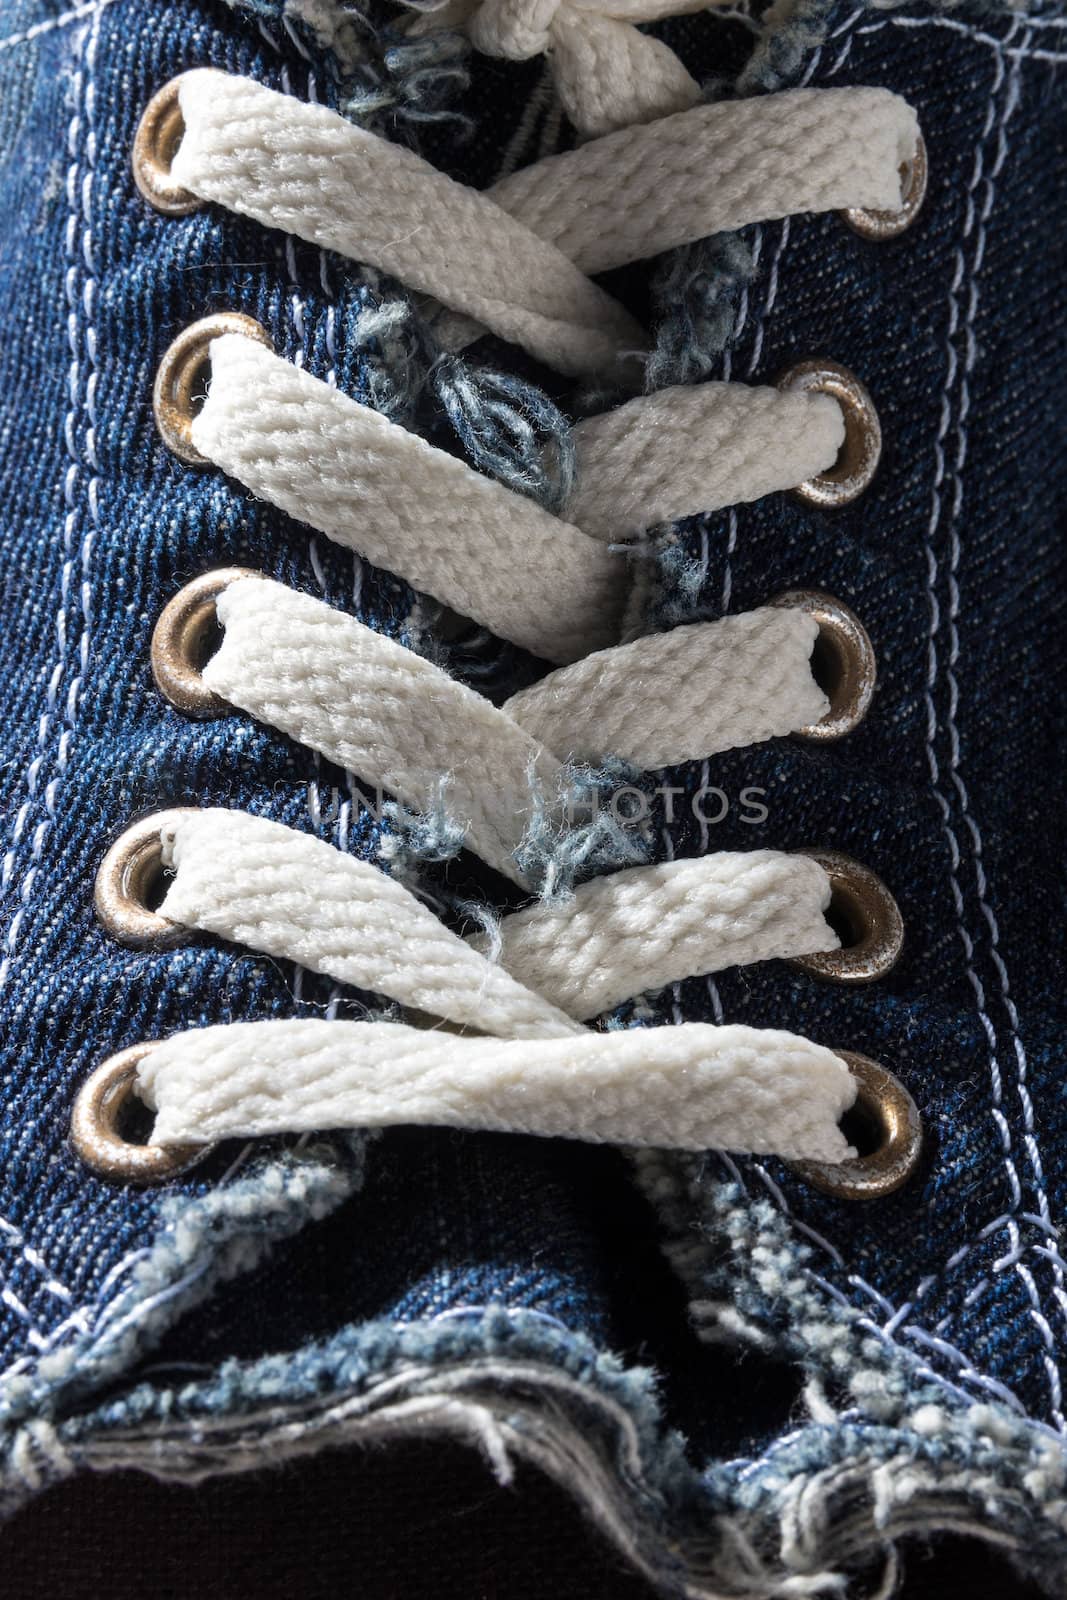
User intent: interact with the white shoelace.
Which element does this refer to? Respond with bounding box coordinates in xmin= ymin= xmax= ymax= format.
xmin=141 ymin=819 xmax=850 ymax=1160
xmin=409 ymin=0 xmax=714 ymax=139
xmin=129 ymin=819 xmax=851 ymax=1158
xmin=170 ymin=69 xmax=918 ymax=375
xmin=98 ymin=54 xmax=924 ymax=1169
xmin=203 ymin=576 xmax=828 ymax=884
xmin=157 ymin=811 xmax=838 ymax=1025
xmin=192 ymin=335 xmax=845 ymax=659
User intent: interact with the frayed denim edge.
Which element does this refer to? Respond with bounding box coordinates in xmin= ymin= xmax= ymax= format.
xmin=3 ymin=1173 xmax=1067 ymax=1595
xmin=0 ymin=1135 xmax=371 ymax=1433
xmin=4 ymin=1305 xmax=1067 ymax=1596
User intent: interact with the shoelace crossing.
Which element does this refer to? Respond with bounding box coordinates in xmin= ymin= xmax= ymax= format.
xmin=73 ymin=38 xmax=928 ymax=1197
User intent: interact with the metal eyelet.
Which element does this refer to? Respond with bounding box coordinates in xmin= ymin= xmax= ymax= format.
xmin=790 ymin=1051 xmax=921 ymax=1200
xmin=152 ymin=567 xmax=257 ymax=718
xmin=132 ymin=76 xmax=201 ymax=217
xmin=843 ymin=132 xmax=928 ymax=241
xmin=70 ymin=1043 xmax=207 ymax=1185
xmin=791 ymin=850 xmax=903 ymax=984
xmin=771 ymin=589 xmax=876 ymax=740
xmin=153 ymin=313 xmax=272 ymax=465
xmin=778 ymin=361 xmax=881 ymax=508
xmin=95 ymin=809 xmax=199 ymax=949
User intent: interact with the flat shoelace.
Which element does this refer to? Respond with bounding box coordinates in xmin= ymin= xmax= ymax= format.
xmin=85 ymin=62 xmax=924 ymax=1173
xmin=170 ymin=70 xmax=918 ymax=374
xmin=135 ymin=809 xmax=849 ymax=1159
xmin=202 ymin=575 xmax=829 ymax=884
xmin=192 ymin=333 xmax=845 ymax=659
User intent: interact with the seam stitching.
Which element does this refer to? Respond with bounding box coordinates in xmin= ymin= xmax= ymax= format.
xmin=914 ymin=12 xmax=1064 ymax=1423
xmin=0 ymin=11 xmax=103 ymax=1366
xmin=859 ymin=13 xmax=1067 ymax=63
xmin=0 ymin=0 xmax=121 ymax=53
xmin=0 ymin=1219 xmax=74 ymax=1307
xmin=703 ymin=3 xmax=1060 ymax=1426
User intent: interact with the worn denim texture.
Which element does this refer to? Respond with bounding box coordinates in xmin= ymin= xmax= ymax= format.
xmin=0 ymin=0 xmax=1065 ymax=1591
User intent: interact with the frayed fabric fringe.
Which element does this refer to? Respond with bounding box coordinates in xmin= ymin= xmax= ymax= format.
xmin=3 ymin=1166 xmax=1067 ymax=1596
xmin=0 ymin=1136 xmax=370 ymax=1433
xmin=4 ymin=1293 xmax=1067 ymax=1598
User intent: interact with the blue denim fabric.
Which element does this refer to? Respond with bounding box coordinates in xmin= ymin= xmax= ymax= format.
xmin=0 ymin=0 xmax=1065 ymax=1590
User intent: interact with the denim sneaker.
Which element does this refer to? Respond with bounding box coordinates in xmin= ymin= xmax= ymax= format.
xmin=0 ymin=0 xmax=1064 ymax=1593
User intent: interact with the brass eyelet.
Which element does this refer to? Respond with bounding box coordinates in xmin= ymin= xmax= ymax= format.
xmin=771 ymin=589 xmax=875 ymax=740
xmin=70 ymin=1043 xmax=207 ymax=1185
xmin=132 ymin=76 xmax=201 ymax=217
xmin=95 ymin=809 xmax=199 ymax=949
xmin=153 ymin=313 xmax=272 ymax=465
xmin=790 ymin=1050 xmax=921 ymax=1200
xmin=778 ymin=361 xmax=881 ymax=508
xmin=843 ymin=132 xmax=928 ymax=241
xmin=791 ymin=850 xmax=903 ymax=984
xmin=152 ymin=567 xmax=257 ymax=718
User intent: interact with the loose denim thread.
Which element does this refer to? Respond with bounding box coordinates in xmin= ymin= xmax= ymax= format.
xmin=432 ymin=357 xmax=577 ymax=516
xmin=244 ymin=0 xmax=474 ymax=128
xmin=261 ymin=16 xmax=572 ymax=516
xmin=512 ymin=757 xmax=651 ymax=902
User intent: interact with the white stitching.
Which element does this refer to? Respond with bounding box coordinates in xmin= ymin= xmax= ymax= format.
xmin=0 ymin=0 xmax=120 ymax=53
xmin=0 ymin=1245 xmax=156 ymax=1389
xmin=901 ymin=1326 xmax=1029 ymax=1416
xmin=0 ymin=18 xmax=99 ymax=990
xmin=706 ymin=4 xmax=1063 ymax=1423
xmin=716 ymin=225 xmax=762 ymax=610
xmin=0 ymin=11 xmax=102 ymax=1365
xmin=0 ymin=1288 xmax=48 ymax=1352
xmin=946 ymin=15 xmax=1067 ymax=1347
xmin=915 ymin=15 xmax=1066 ymax=1423
xmin=0 ymin=1218 xmax=73 ymax=1305
xmin=746 ymin=217 xmax=789 ymax=378
xmin=859 ymin=13 xmax=1067 ymax=63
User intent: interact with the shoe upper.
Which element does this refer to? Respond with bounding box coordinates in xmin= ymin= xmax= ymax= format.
xmin=0 ymin=0 xmax=1064 ymax=1587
